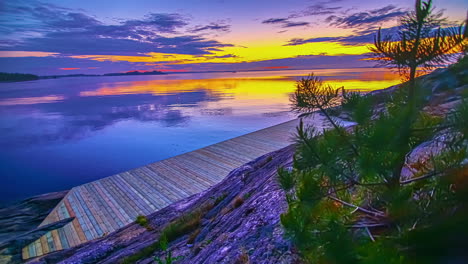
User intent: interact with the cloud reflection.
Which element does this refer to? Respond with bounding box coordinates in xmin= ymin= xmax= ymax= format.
xmin=0 ymin=69 xmax=401 ymax=148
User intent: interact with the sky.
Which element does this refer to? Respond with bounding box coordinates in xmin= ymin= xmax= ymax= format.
xmin=0 ymin=0 xmax=466 ymax=75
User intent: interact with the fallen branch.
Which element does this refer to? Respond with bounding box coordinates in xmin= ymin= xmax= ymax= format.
xmin=348 ymin=223 xmax=387 ymax=228
xmin=400 ymin=171 xmax=441 ymax=184
xmin=327 ymin=195 xmax=385 ymax=217
xmin=366 ymin=227 xmax=375 ymax=242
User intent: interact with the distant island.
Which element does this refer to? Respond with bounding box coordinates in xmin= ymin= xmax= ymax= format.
xmin=0 ymin=72 xmax=39 ymax=82
xmin=0 ymin=70 xmax=167 ymax=82
xmin=42 ymin=70 xmax=166 ymax=80
xmin=103 ymin=70 xmax=166 ymax=76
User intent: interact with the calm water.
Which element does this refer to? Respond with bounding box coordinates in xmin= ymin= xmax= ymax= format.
xmin=0 ymin=68 xmax=400 ymax=204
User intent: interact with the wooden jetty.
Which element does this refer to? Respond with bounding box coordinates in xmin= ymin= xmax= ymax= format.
xmin=22 ymin=114 xmax=341 ymax=259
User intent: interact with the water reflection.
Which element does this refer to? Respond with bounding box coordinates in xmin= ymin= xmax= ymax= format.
xmin=1 ymin=91 xmax=214 ymax=148
xmin=0 ymin=68 xmax=401 ymax=203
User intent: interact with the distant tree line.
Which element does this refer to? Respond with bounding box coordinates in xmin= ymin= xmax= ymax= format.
xmin=103 ymin=70 xmax=165 ymax=76
xmin=0 ymin=72 xmax=39 ymax=82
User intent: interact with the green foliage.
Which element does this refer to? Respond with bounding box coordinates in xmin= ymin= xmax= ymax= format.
xmin=450 ymin=56 xmax=468 ymax=85
xmin=280 ymin=72 xmax=468 ymax=263
xmin=290 ymin=74 xmax=342 ymax=114
xmin=136 ymin=215 xmax=149 ymax=228
xmin=154 ymin=235 xmax=184 ymax=264
xmin=370 ymin=0 xmax=467 ymax=103
xmin=370 ymin=0 xmax=467 ymax=78
xmin=121 ymin=240 xmax=161 ymax=264
xmin=159 ymin=209 xmax=203 ymax=244
xmin=277 ymin=167 xmax=295 ymax=191
xmin=342 ymin=91 xmax=374 ymax=125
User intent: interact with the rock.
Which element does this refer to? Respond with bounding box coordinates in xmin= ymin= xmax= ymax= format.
xmin=0 ymin=218 xmax=74 ymax=259
xmin=424 ymin=68 xmax=460 ymax=93
xmin=0 ymin=190 xmax=67 ymax=264
xmin=28 ymin=146 xmax=301 ymax=264
xmin=0 ymin=191 xmax=68 ymax=242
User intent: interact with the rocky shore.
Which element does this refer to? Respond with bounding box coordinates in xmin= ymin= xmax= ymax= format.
xmin=1 ymin=62 xmax=466 ymax=264
xmin=0 ymin=191 xmax=67 ymax=263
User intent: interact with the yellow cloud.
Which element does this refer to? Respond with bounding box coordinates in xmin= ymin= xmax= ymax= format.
xmin=70 ymin=41 xmax=370 ymax=66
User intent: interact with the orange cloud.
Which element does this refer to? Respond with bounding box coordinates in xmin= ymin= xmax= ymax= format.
xmin=60 ymin=68 xmax=80 ymax=70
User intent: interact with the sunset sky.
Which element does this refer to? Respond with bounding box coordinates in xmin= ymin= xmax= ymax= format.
xmin=0 ymin=0 xmax=466 ymax=75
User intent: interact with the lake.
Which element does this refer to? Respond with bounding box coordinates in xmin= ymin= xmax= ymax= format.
xmin=0 ymin=68 xmax=400 ymax=204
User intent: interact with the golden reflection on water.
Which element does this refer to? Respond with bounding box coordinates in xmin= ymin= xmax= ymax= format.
xmin=80 ymin=68 xmax=402 ymax=99
xmin=0 ymin=95 xmax=65 ymax=106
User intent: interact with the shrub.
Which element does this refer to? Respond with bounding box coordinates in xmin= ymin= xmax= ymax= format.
xmin=280 ymin=71 xmax=468 ymax=263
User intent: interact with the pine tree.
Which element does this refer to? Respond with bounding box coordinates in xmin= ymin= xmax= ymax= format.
xmin=370 ymin=0 xmax=467 ymax=101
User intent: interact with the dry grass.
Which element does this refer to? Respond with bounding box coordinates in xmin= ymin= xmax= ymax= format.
xmin=235 ymin=249 xmax=250 ymax=264
xmin=233 ymin=196 xmax=244 ymax=208
xmin=187 ymin=228 xmax=201 ymax=244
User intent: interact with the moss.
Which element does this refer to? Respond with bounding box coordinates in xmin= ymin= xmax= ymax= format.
xmin=136 ymin=215 xmax=148 ymax=226
xmin=121 ymin=240 xmax=160 ymax=264
xmin=213 ymin=193 xmax=228 ymax=206
xmin=243 ymin=191 xmax=252 ymax=200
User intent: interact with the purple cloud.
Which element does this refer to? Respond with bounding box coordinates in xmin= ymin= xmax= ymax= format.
xmin=325 ymin=5 xmax=406 ymax=29
xmin=262 ymin=17 xmax=309 ymax=28
xmin=284 ymin=26 xmax=400 ymax=46
xmin=190 ymin=22 xmax=231 ymax=33
xmin=0 ymin=0 xmax=233 ymax=56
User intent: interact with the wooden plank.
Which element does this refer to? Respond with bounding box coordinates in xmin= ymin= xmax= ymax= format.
xmin=67 ymin=192 xmax=95 ymax=240
xmin=72 ymin=188 xmax=102 ymax=238
xmin=95 ymin=180 xmax=131 ymax=226
xmin=50 ymin=230 xmax=63 ymax=250
xmin=88 ymin=183 xmax=123 ymax=230
xmin=80 ymin=185 xmax=111 ymax=235
xmin=126 ymin=168 xmax=173 ymax=208
xmin=103 ymin=177 xmax=140 ymax=222
xmin=150 ymin=161 xmax=209 ymax=193
xmin=112 ymin=174 xmax=151 ymax=216
xmin=64 ymin=199 xmax=87 ymax=243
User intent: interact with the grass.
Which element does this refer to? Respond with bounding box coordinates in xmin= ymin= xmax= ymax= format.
xmin=121 ymin=194 xmax=227 ymax=263
xmin=121 ymin=240 xmax=161 ymax=264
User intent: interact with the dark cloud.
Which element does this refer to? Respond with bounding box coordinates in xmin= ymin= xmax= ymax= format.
xmin=210 ymin=54 xmax=237 ymax=59
xmin=262 ymin=17 xmax=309 ymax=28
xmin=261 ymin=0 xmax=343 ymax=29
xmin=262 ymin=18 xmax=289 ymax=24
xmin=283 ymin=21 xmax=310 ymax=28
xmin=284 ymin=26 xmax=399 ymax=46
xmin=290 ymin=1 xmax=343 ymax=18
xmin=190 ymin=22 xmax=231 ymax=33
xmin=122 ymin=13 xmax=188 ymax=33
xmin=0 ymin=0 xmax=233 ymax=56
xmin=325 ymin=5 xmax=406 ymax=29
